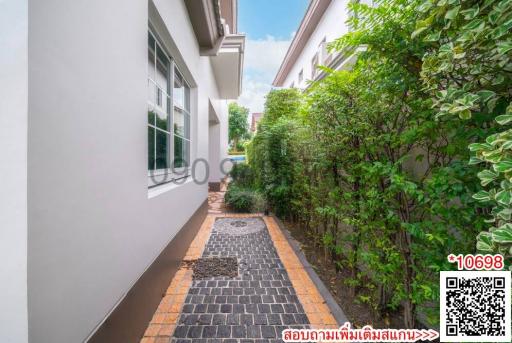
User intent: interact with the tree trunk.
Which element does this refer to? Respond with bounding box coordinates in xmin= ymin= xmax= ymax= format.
xmin=399 ymin=229 xmax=416 ymax=329
xmin=349 ymin=159 xmax=361 ymax=297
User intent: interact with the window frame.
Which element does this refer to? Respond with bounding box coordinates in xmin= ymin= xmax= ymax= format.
xmin=311 ymin=52 xmax=319 ymax=79
xmin=147 ymin=28 xmax=192 ymax=188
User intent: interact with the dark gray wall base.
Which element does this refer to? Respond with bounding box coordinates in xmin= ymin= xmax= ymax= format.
xmin=271 ymin=215 xmax=349 ymax=326
xmin=208 ymin=182 xmax=221 ymax=192
xmin=88 ymin=199 xmax=208 ymax=343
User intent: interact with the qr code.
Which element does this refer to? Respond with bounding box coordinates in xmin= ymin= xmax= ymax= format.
xmin=441 ymin=271 xmax=511 ymax=342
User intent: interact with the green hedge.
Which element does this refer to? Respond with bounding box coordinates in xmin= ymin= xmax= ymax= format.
xmin=225 ymin=185 xmax=265 ymax=213
xmin=245 ymin=0 xmax=498 ymax=328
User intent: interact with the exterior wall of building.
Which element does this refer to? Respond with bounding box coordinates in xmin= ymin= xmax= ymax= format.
xmin=282 ymin=0 xmax=350 ymax=88
xmin=209 ymin=100 xmax=230 ymax=185
xmin=27 ymin=1 xmax=228 ymax=342
xmin=0 ymin=1 xmax=29 ymax=342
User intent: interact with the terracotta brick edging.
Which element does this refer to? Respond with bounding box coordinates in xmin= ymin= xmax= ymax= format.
xmin=263 ymin=216 xmax=338 ymax=330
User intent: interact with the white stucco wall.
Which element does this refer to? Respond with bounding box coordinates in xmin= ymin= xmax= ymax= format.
xmin=0 ymin=1 xmax=29 ymax=342
xmin=283 ymin=0 xmax=350 ymax=88
xmin=27 ymin=0 xmax=228 ymax=342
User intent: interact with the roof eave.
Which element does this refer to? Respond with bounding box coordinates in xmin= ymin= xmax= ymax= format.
xmin=272 ymin=0 xmax=332 ymax=87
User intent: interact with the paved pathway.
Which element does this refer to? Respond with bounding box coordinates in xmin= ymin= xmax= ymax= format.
xmin=208 ymin=180 xmax=227 ymax=215
xmin=171 ymin=217 xmax=309 ymax=343
xmin=141 ymin=193 xmax=338 ymax=343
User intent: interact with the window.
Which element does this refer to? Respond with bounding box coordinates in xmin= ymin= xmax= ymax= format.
xmin=147 ymin=30 xmax=191 ymax=186
xmin=319 ymin=37 xmax=330 ymax=65
xmin=172 ymin=67 xmax=191 ymax=169
xmin=298 ymin=69 xmax=303 ymax=84
xmin=311 ymin=53 xmax=319 ymax=79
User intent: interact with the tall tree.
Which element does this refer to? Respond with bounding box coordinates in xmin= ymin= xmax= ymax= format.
xmin=228 ymin=102 xmax=249 ymax=150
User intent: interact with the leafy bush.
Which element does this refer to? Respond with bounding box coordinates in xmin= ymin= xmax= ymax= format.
xmin=229 ymin=163 xmax=255 ymax=188
xmin=416 ymin=0 xmax=512 ymax=266
xmin=225 ymin=185 xmax=266 ymax=213
xmin=246 ymin=0 xmax=489 ymax=328
xmin=229 ymin=102 xmax=250 ymax=149
xmin=246 ymin=90 xmax=303 ymax=217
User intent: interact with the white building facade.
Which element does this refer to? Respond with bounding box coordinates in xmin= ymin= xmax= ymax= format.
xmin=273 ymin=0 xmax=366 ymax=89
xmin=0 ymin=0 xmax=244 ymax=342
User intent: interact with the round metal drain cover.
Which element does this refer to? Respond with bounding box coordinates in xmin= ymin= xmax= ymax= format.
xmin=214 ymin=217 xmax=265 ymax=236
xmin=230 ymin=220 xmax=247 ymax=228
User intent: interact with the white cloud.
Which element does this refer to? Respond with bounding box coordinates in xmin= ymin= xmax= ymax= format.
xmin=237 ymin=78 xmax=272 ymax=114
xmin=238 ymin=36 xmax=291 ymax=113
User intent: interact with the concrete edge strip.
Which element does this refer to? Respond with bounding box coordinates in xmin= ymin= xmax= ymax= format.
xmin=270 ymin=215 xmax=349 ymax=327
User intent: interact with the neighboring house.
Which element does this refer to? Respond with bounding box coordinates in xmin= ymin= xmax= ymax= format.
xmin=1 ymin=1 xmax=244 ymax=342
xmin=273 ymin=0 xmax=367 ymax=89
xmin=251 ymin=112 xmax=263 ymax=132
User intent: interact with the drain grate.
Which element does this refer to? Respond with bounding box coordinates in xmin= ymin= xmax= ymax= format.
xmin=214 ymin=217 xmax=265 ymax=236
xmin=230 ymin=220 xmax=247 ymax=228
xmin=188 ymin=257 xmax=238 ymax=279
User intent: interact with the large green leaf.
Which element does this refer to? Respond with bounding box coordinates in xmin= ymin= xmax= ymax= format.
xmin=445 ymin=5 xmax=460 ymax=20
xmin=492 ymin=224 xmax=512 ymax=243
xmin=496 ymin=189 xmax=512 ymax=206
xmin=473 ymin=190 xmax=492 ymax=201
xmin=460 ymin=5 xmax=479 ymax=20
xmin=497 ymin=41 xmax=512 ymax=55
xmin=496 ymin=115 xmax=512 ymax=125
xmin=468 ymin=143 xmax=493 ymax=151
xmin=477 ymin=90 xmax=496 ymax=103
xmin=493 ymin=160 xmax=512 ymax=173
xmin=478 ymin=169 xmax=499 ymax=186
xmin=477 ymin=232 xmax=494 ymax=252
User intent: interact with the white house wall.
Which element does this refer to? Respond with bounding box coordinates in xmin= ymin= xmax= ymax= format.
xmin=283 ymin=0 xmax=350 ymax=88
xmin=27 ymin=0 xmax=228 ymax=342
xmin=0 ymin=0 xmax=29 ymax=342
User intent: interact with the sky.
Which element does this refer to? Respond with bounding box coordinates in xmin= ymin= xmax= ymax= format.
xmin=236 ymin=0 xmax=309 ymax=114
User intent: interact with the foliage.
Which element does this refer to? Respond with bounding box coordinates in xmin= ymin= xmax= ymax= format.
xmin=415 ymin=0 xmax=512 ymax=265
xmin=247 ymin=89 xmax=304 ymax=217
xmin=228 ymin=102 xmax=250 ymax=149
xmin=247 ymin=0 xmax=490 ymax=328
xmin=262 ymin=88 xmax=302 ymax=124
xmin=230 ymin=163 xmax=255 ymax=188
xmin=225 ymin=184 xmax=266 ymax=213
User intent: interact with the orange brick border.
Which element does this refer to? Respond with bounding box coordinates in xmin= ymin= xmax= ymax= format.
xmin=141 ymin=214 xmax=337 ymax=342
xmin=264 ymin=216 xmax=338 ymax=330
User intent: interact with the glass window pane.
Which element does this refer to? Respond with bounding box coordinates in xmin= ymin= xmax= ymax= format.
xmin=173 ymin=68 xmax=185 ymax=109
xmin=148 ymin=110 xmax=156 ymax=126
xmin=148 ymin=36 xmax=156 ymax=105
xmin=155 ymin=108 xmax=169 ymax=131
xmin=156 ymin=45 xmax=170 ymax=94
xmin=148 ymin=45 xmax=156 ymax=81
xmin=148 ymin=79 xmax=157 ymax=106
xmin=174 ymin=136 xmax=190 ymax=169
xmin=173 ymin=107 xmax=190 ymax=138
xmin=155 ymin=130 xmax=170 ymax=169
xmin=148 ymin=32 xmax=155 ymax=53
xmin=148 ymin=126 xmax=155 ymax=170
xmin=185 ymin=86 xmax=190 ymax=112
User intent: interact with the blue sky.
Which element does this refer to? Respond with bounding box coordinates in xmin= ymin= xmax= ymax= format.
xmin=236 ymin=0 xmax=309 ymax=113
xmin=239 ymin=0 xmax=309 ymax=40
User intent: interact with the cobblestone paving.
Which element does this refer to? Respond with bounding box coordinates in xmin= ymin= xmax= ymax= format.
xmin=171 ymin=217 xmax=310 ymax=343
